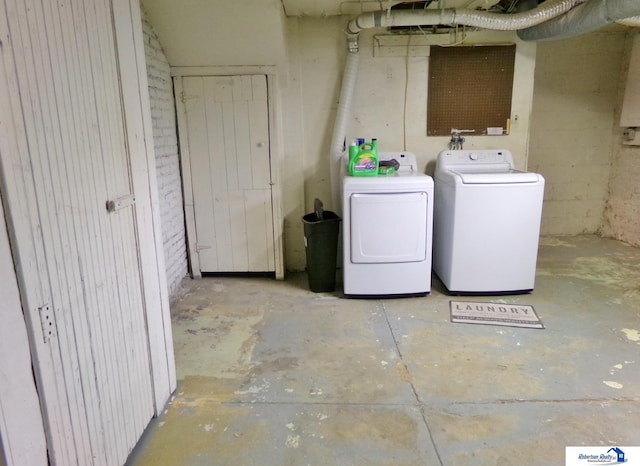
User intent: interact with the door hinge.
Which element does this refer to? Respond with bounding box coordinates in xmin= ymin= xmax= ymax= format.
xmin=181 ymin=91 xmax=199 ymax=103
xmin=38 ymin=304 xmax=56 ymax=343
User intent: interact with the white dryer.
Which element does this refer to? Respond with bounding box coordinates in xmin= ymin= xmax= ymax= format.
xmin=433 ymin=149 xmax=545 ymax=294
xmin=342 ymin=152 xmax=433 ymax=297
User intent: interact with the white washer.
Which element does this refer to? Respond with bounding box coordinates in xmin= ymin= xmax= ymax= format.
xmin=342 ymin=152 xmax=434 ymax=297
xmin=433 ymin=149 xmax=545 ymax=294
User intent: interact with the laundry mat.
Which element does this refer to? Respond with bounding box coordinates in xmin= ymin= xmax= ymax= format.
xmin=450 ymin=301 xmax=544 ymax=329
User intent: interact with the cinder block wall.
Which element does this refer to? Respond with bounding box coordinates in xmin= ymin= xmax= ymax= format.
xmin=528 ymin=32 xmax=626 ymax=236
xmin=602 ymin=34 xmax=640 ymax=247
xmin=142 ymin=8 xmax=188 ymax=296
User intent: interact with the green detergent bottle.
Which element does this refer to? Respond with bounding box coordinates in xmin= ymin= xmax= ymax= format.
xmin=349 ymin=139 xmax=378 ymax=176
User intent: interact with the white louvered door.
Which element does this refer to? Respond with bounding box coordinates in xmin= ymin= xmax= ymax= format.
xmin=180 ymin=75 xmax=276 ymax=273
xmin=0 ymin=0 xmax=157 ymax=464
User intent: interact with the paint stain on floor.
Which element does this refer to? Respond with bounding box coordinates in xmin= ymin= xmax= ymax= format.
xmin=621 ymin=328 xmax=640 ymax=342
xmin=128 ymin=236 xmax=640 ymax=466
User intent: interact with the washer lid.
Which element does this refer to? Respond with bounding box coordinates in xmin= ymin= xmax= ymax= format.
xmin=449 ymin=167 xmax=540 ymax=184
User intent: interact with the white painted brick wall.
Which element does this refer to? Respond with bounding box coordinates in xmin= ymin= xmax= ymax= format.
xmin=141 ymin=8 xmax=188 ymax=296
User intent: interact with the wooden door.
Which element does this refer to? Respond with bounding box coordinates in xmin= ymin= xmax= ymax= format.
xmin=0 ymin=0 xmax=162 ymax=464
xmin=178 ymin=75 xmax=276 ymax=274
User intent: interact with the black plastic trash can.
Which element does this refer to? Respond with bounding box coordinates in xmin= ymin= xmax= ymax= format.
xmin=303 ymin=199 xmax=341 ymax=292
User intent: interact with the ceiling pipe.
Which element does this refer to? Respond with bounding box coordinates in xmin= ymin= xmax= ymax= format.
xmin=518 ymin=0 xmax=640 ymax=41
xmin=617 ymin=15 xmax=640 ymax=28
xmin=345 ymin=0 xmax=588 ymax=40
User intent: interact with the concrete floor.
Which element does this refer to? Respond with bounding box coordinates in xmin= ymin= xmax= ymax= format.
xmin=127 ymin=235 xmax=640 ymax=466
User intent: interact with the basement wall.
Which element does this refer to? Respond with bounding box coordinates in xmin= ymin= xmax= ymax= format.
xmin=284 ymin=17 xmax=536 ymax=269
xmin=142 ymin=8 xmax=188 ymax=295
xmin=289 ymin=17 xmax=536 ymax=193
xmin=602 ymin=33 xmax=640 ymax=247
xmin=528 ymin=32 xmax=626 ymax=236
xmin=141 ymin=1 xmax=640 ymax=270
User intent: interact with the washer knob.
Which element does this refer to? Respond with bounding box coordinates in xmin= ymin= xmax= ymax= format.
xmin=469 ymin=153 xmax=478 ymax=160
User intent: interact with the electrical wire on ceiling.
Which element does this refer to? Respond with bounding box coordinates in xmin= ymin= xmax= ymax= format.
xmin=387 ymin=1 xmax=436 ymax=32
xmin=491 ymin=0 xmax=523 ymax=13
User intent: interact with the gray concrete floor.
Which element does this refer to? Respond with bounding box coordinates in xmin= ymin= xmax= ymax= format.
xmin=127 ymin=235 xmax=640 ymax=466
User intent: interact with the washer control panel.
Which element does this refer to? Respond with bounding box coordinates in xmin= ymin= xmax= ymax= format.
xmin=439 ymin=150 xmax=513 ymax=166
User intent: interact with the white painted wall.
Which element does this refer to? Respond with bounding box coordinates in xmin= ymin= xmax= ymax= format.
xmin=140 ymin=0 xmax=288 ymax=68
xmin=279 ymin=19 xmax=308 ymax=271
xmin=142 ymin=7 xmax=188 ymax=295
xmin=528 ymin=32 xmax=626 ymax=236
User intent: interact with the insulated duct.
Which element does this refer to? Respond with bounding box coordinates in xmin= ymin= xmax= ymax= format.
xmin=518 ymin=0 xmax=640 ymax=41
xmin=346 ymin=0 xmax=588 ymax=38
xmin=329 ymin=50 xmax=359 ymax=211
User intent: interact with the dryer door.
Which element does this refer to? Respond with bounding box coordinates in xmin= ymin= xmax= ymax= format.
xmin=350 ymin=192 xmax=427 ymax=264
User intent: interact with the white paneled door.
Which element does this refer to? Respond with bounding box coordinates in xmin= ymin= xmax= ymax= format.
xmin=0 ymin=0 xmax=171 ymax=465
xmin=178 ymin=75 xmax=276 ymax=274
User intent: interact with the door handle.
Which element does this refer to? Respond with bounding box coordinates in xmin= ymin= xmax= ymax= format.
xmin=106 ymin=194 xmax=135 ymax=212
